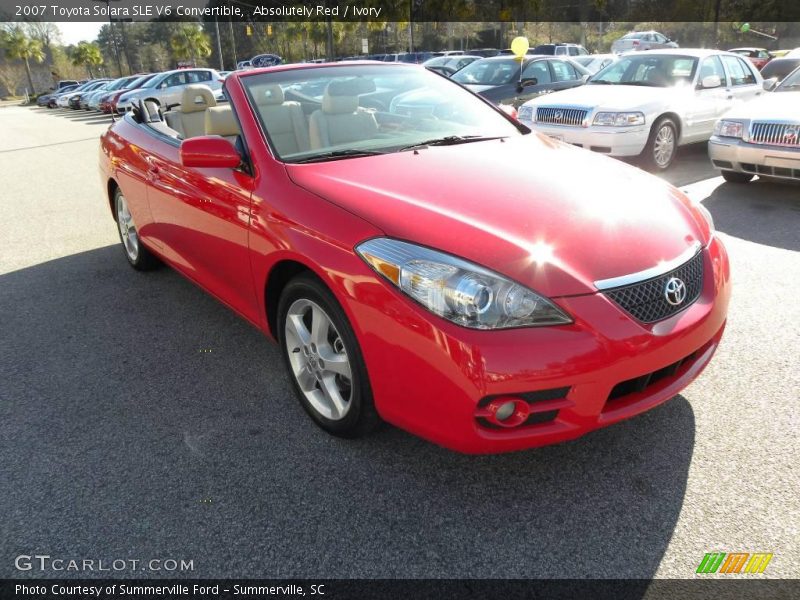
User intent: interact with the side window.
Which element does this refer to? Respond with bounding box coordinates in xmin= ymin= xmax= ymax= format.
xmin=568 ymin=47 xmax=579 ymax=56
xmin=521 ymin=60 xmax=551 ymax=84
xmin=758 ymin=50 xmax=770 ymax=59
xmin=655 ymin=33 xmax=666 ymax=43
xmin=187 ymin=71 xmax=212 ymax=83
xmin=698 ymin=56 xmax=727 ymax=86
xmin=164 ymin=73 xmax=187 ymax=88
xmin=550 ymin=60 xmax=578 ymax=82
xmin=722 ymin=55 xmax=753 ymax=86
xmin=736 ymin=57 xmax=757 ymax=84
xmin=577 ymin=46 xmax=588 ymax=55
xmin=556 ymin=47 xmax=566 ymax=55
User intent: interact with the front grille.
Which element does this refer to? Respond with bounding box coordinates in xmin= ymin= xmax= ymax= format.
xmin=604 ymin=251 xmax=704 ymax=323
xmin=749 ymin=122 xmax=800 ymax=148
xmin=603 ymin=342 xmax=709 ymax=411
xmin=536 ymin=106 xmax=588 ymax=126
xmin=740 ymin=162 xmax=800 ymax=181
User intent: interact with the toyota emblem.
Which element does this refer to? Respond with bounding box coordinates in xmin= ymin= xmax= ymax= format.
xmin=664 ymin=277 xmax=687 ymax=306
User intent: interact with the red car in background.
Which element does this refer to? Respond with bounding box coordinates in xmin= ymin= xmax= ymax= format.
xmin=98 ymin=63 xmax=730 ymax=453
xmin=99 ymin=72 xmax=156 ymax=114
xmin=729 ymin=47 xmax=772 ymax=70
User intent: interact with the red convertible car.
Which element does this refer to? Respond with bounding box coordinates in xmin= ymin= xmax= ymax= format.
xmin=99 ymin=63 xmax=730 ymax=454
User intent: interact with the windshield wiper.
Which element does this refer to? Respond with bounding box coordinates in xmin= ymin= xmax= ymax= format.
xmin=589 ymin=79 xmax=615 ymax=84
xmin=291 ymin=149 xmax=386 ymax=163
xmin=399 ymin=135 xmax=506 ymax=152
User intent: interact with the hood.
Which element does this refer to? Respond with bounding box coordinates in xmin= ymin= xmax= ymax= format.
xmin=285 ymin=135 xmax=706 ymax=297
xmin=721 ymin=91 xmax=799 ymax=119
xmin=527 ymin=83 xmax=681 ymax=111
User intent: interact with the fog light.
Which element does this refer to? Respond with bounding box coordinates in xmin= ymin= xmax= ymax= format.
xmin=485 ymin=397 xmax=530 ymax=428
xmin=495 ymin=401 xmax=516 ymax=421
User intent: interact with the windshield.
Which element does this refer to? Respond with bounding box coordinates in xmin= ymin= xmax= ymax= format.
xmin=452 ymin=58 xmax=521 ymax=85
xmin=776 ymin=66 xmax=800 ymax=90
xmin=762 ymin=59 xmax=800 ymax=81
xmin=591 ymin=55 xmax=697 ymax=87
xmin=140 ymin=75 xmax=162 ymax=89
xmin=125 ymin=74 xmax=153 ymax=89
xmin=243 ymin=65 xmax=522 ymax=163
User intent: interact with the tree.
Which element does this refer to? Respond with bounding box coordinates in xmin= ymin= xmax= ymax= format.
xmin=71 ymin=41 xmax=104 ymax=78
xmin=3 ymin=26 xmax=45 ymax=94
xmin=170 ymin=24 xmax=211 ymax=66
xmin=0 ymin=62 xmax=27 ymax=97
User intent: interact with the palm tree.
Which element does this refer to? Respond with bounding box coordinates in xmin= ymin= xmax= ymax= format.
xmin=3 ymin=27 xmax=45 ymax=95
xmin=71 ymin=42 xmax=104 ymax=78
xmin=170 ymin=24 xmax=212 ymax=67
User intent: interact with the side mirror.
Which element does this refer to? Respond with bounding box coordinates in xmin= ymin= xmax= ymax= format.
xmin=517 ymin=77 xmax=538 ymax=92
xmin=180 ymin=136 xmax=241 ymax=169
xmin=701 ymin=75 xmax=722 ymax=89
xmin=763 ymin=77 xmax=778 ymax=91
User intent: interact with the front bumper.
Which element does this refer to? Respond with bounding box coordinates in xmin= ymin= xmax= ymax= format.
xmin=519 ymin=120 xmax=649 ymax=157
xmin=709 ymin=136 xmax=800 ymax=182
xmin=349 ymin=236 xmax=730 ymax=454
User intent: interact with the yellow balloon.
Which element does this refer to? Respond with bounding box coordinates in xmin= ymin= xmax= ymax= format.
xmin=510 ymin=36 xmax=529 ymax=58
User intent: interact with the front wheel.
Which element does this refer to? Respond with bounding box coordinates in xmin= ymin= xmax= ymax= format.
xmin=721 ymin=170 xmax=754 ymax=184
xmin=114 ymin=188 xmax=159 ymax=270
xmin=641 ymin=117 xmax=678 ymax=171
xmin=278 ymin=273 xmax=379 ymax=438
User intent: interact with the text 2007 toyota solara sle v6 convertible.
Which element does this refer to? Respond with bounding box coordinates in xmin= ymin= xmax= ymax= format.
xmin=99 ymin=63 xmax=730 ymax=454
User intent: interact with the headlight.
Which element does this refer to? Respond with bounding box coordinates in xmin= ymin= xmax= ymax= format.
xmin=517 ymin=105 xmax=533 ymax=122
xmin=593 ymin=111 xmax=645 ymax=127
xmin=713 ymin=120 xmax=744 ymax=139
xmin=356 ymin=238 xmax=572 ymax=330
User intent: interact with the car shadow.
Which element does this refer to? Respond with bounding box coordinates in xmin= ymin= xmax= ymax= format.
xmin=0 ymin=245 xmax=695 ymax=583
xmin=702 ymin=178 xmax=800 ymax=251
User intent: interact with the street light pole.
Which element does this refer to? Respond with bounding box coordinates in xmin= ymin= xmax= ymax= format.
xmin=214 ymin=20 xmax=224 ymax=70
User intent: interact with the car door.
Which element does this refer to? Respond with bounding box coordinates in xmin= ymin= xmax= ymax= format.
xmin=721 ymin=55 xmax=763 ymax=103
xmin=685 ymin=55 xmax=730 ymax=142
xmin=507 ymin=59 xmax=558 ymax=106
xmin=144 ymin=119 xmax=259 ymax=320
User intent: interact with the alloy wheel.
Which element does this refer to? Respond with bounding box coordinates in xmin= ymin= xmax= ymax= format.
xmin=116 ymin=192 xmax=139 ymax=261
xmin=284 ymin=298 xmax=353 ymax=421
xmin=653 ymin=124 xmax=676 ymax=168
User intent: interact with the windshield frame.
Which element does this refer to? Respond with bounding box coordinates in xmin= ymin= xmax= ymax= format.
xmin=240 ymin=64 xmax=526 ymax=164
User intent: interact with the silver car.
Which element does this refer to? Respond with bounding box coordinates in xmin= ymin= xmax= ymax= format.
xmin=117 ymin=68 xmax=223 ymax=112
xmin=612 ymin=31 xmax=679 ymax=54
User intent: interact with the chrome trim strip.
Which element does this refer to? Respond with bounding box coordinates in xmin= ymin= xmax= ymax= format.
xmin=594 ymin=242 xmax=702 ymax=291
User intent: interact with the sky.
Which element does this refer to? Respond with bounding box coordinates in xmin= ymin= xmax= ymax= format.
xmin=58 ymin=22 xmax=106 ymax=45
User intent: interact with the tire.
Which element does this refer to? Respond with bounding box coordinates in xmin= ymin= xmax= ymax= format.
xmin=641 ymin=116 xmax=678 ymax=171
xmin=277 ymin=273 xmax=379 ymax=438
xmin=721 ymin=170 xmax=754 ymax=184
xmin=113 ymin=188 xmax=159 ymax=271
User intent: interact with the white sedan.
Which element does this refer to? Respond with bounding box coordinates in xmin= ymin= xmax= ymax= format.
xmin=117 ymin=68 xmax=223 ymax=112
xmin=709 ymin=65 xmax=800 ymax=183
xmin=518 ymin=49 xmax=770 ymax=169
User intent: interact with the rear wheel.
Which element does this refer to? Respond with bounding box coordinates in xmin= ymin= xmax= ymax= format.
xmin=114 ymin=188 xmax=159 ymax=270
xmin=277 ymin=273 xmax=379 ymax=438
xmin=721 ymin=170 xmax=754 ymax=184
xmin=641 ymin=117 xmax=678 ymax=171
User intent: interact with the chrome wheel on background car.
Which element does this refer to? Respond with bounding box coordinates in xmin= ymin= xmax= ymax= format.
xmin=643 ymin=117 xmax=678 ymax=171
xmin=278 ymin=273 xmax=379 ymax=438
xmin=284 ymin=298 xmax=353 ymax=421
xmin=113 ymin=188 xmax=159 ymax=271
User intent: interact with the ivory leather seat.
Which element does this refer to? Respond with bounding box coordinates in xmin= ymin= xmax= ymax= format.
xmin=250 ymin=84 xmax=310 ymax=156
xmin=309 ymin=79 xmax=379 ymax=149
xmin=165 ymin=85 xmax=216 ymax=139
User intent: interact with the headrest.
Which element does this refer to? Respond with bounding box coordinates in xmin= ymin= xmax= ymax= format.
xmin=205 ymin=106 xmax=239 ymax=137
xmin=326 ymin=77 xmax=376 ymax=96
xmin=252 ymin=84 xmax=285 ymax=105
xmin=322 ymin=94 xmax=359 ymax=114
xmin=181 ymin=85 xmax=216 ymax=113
